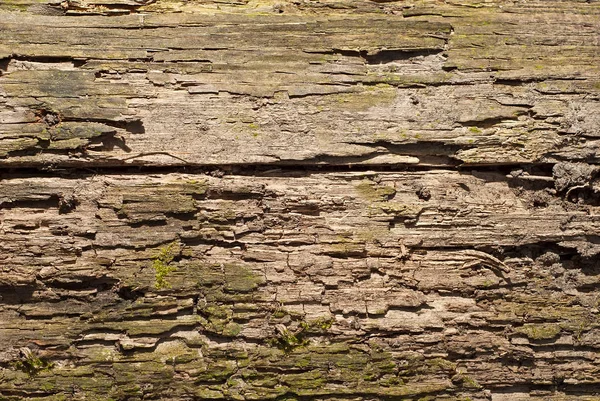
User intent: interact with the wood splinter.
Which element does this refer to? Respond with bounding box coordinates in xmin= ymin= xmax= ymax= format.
xmin=460 ymin=249 xmax=510 ymax=274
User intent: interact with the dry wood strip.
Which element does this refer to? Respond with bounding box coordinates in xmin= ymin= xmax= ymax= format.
xmin=0 ymin=170 xmax=599 ymax=399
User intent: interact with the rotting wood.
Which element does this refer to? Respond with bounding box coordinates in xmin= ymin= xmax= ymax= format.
xmin=1 ymin=1 xmax=600 ymax=400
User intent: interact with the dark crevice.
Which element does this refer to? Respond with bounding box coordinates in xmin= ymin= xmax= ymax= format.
xmin=305 ymin=47 xmax=445 ymax=65
xmin=0 ymin=57 xmax=10 ymax=73
xmin=441 ymin=64 xmax=458 ymax=72
xmin=180 ymin=236 xmax=247 ymax=251
xmin=352 ymin=140 xmax=469 ymax=159
xmin=116 ymin=285 xmax=146 ymax=301
xmin=0 ymin=159 xmax=568 ymax=179
xmin=11 ymin=55 xmax=87 ymax=68
xmin=88 ymin=308 xmax=194 ymax=325
xmin=5 ymin=55 xmax=88 ymax=67
xmin=127 ymin=219 xmax=169 ymax=228
xmin=78 ymin=328 xmax=124 ymax=336
xmin=494 ymin=78 xmax=533 ymax=86
xmin=364 ymin=48 xmax=445 ymax=64
xmin=87 ymin=133 xmax=132 ymax=153
xmin=60 ymin=1 xmax=153 ymax=15
xmin=410 ymin=241 xmax=581 ymax=260
xmin=74 ymin=339 xmax=121 ymax=347
xmin=42 ymin=276 xmax=119 ymax=292
xmin=0 ymin=285 xmax=37 ymax=305
xmin=276 ymin=390 xmax=453 ymax=401
xmin=458 ymin=115 xmax=522 ymax=129
xmin=63 ymin=117 xmax=145 ymax=135
xmin=490 ymin=383 xmax=600 ymax=396
xmin=164 ymin=211 xmax=198 ymax=220
xmin=17 ymin=311 xmax=85 ymax=320
xmin=0 ymin=196 xmax=60 ymax=209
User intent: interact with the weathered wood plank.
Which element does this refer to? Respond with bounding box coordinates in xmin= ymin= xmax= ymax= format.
xmin=1 ymin=170 xmax=599 ymax=399
xmin=0 ymin=1 xmax=598 ymax=167
xmin=1 ymin=1 xmax=600 ymax=400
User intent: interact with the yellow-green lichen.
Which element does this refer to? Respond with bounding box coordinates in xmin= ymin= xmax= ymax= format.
xmin=326 ymin=241 xmax=366 ymax=257
xmin=356 ymin=226 xmax=390 ymax=244
xmin=223 ymin=322 xmax=242 ymax=337
xmin=426 ymin=358 xmax=457 ymax=373
xmin=452 ymin=370 xmax=482 ymax=390
xmin=373 ymin=202 xmax=421 ymax=218
xmin=516 ymin=323 xmax=561 ymax=340
xmin=304 ymin=317 xmax=334 ymax=332
xmin=152 ymin=241 xmax=179 ymax=289
xmin=223 ymin=264 xmax=265 ymax=293
xmin=269 ymin=327 xmax=310 ymax=353
xmin=354 ymin=180 xmax=396 ymax=202
xmin=13 ymin=350 xmax=54 ymax=377
xmin=328 ymin=86 xmax=397 ymax=112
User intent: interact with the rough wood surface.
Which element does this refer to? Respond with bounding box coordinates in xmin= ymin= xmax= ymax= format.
xmin=1 ymin=0 xmax=599 ymax=167
xmin=1 ymin=1 xmax=600 ymax=400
